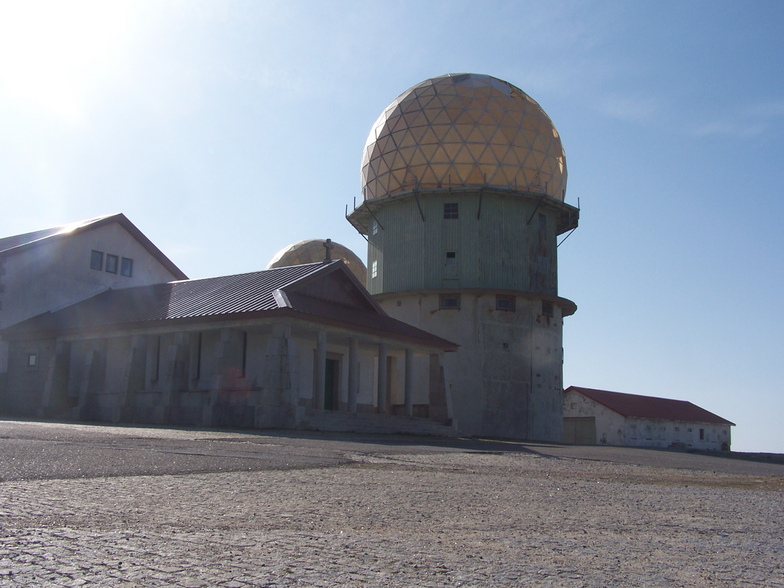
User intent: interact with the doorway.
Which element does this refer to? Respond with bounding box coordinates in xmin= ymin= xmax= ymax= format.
xmin=563 ymin=417 xmax=596 ymax=445
xmin=324 ymin=358 xmax=340 ymax=410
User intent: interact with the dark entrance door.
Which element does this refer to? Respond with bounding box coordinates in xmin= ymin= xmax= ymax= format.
xmin=563 ymin=417 xmax=597 ymax=445
xmin=324 ymin=359 xmax=339 ymax=410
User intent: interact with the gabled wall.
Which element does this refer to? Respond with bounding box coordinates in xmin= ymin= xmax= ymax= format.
xmin=563 ymin=388 xmax=625 ymax=445
xmin=0 ymin=222 xmax=183 ymax=372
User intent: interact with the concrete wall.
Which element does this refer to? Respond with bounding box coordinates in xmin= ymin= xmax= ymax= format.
xmin=381 ymin=291 xmax=565 ymax=441
xmin=2 ymin=319 xmax=443 ymax=431
xmin=364 ymin=187 xmax=573 ymax=441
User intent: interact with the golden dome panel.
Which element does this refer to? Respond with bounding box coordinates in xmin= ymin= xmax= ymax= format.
xmin=267 ymin=240 xmax=367 ymax=285
xmin=361 ymin=73 xmax=567 ymax=202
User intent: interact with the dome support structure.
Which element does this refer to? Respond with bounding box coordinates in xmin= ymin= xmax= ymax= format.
xmin=348 ymin=73 xmax=580 ymax=441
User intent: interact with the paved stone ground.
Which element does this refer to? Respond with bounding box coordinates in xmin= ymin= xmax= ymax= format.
xmin=0 ymin=420 xmax=783 ymax=586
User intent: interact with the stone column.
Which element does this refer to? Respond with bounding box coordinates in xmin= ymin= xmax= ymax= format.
xmin=116 ymin=335 xmax=147 ymax=423
xmin=377 ymin=343 xmax=388 ymax=414
xmin=160 ymin=332 xmax=188 ymax=424
xmin=75 ymin=342 xmax=106 ymax=421
xmin=348 ymin=337 xmax=359 ymax=413
xmin=40 ymin=340 xmax=70 ymax=418
xmin=428 ymin=352 xmax=451 ymax=424
xmin=315 ymin=331 xmax=327 ymax=409
xmin=404 ymin=348 xmax=413 ymax=417
xmin=260 ymin=324 xmax=298 ymax=428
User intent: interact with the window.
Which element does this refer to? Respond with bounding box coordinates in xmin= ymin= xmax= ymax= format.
xmin=27 ymin=353 xmax=37 ymax=367
xmin=371 ymin=260 xmax=378 ymax=279
xmin=699 ymin=428 xmax=705 ymax=440
xmin=121 ymin=257 xmax=133 ymax=277
xmin=496 ymin=295 xmax=516 ymax=312
xmin=443 ymin=202 xmax=459 ymax=219
xmin=439 ymin=293 xmax=460 ymax=310
xmin=105 ymin=254 xmax=118 ymax=274
xmin=541 ymin=300 xmax=554 ymax=317
xmin=371 ymin=219 xmax=379 ymax=235
xmin=90 ymin=250 xmax=103 ymax=270
xmin=444 ymin=251 xmax=457 ymax=279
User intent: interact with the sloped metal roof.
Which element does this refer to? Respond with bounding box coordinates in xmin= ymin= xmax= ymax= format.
xmin=566 ymin=386 xmax=734 ymax=426
xmin=3 ymin=262 xmax=457 ymax=351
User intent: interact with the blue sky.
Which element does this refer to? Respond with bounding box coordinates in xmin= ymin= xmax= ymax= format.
xmin=1 ymin=1 xmax=782 ymax=453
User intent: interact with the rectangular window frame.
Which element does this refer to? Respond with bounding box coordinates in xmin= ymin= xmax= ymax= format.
xmin=105 ymin=254 xmax=118 ymax=274
xmin=443 ymin=202 xmax=459 ymax=219
xmin=496 ymin=295 xmax=516 ymax=312
xmin=120 ymin=257 xmax=133 ymax=277
xmin=90 ymin=250 xmax=104 ymax=271
xmin=439 ymin=293 xmax=461 ymax=310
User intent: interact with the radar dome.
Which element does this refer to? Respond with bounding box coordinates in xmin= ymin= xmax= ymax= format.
xmin=267 ymin=239 xmax=367 ymax=285
xmin=361 ymin=73 xmax=567 ymax=202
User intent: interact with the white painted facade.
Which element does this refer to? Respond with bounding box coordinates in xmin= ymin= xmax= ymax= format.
xmin=564 ymin=389 xmax=626 ymax=445
xmin=563 ymin=388 xmax=733 ymax=451
xmin=0 ymin=216 xmax=185 ymax=373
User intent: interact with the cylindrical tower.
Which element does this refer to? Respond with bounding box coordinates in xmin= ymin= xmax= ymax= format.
xmin=347 ymin=73 xmax=578 ymax=440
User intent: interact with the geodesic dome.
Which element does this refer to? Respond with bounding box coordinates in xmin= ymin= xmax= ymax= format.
xmin=361 ymin=73 xmax=567 ymax=202
xmin=266 ymin=239 xmax=367 ymax=285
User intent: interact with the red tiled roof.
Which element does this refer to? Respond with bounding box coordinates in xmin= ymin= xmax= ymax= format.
xmin=565 ymin=386 xmax=734 ymax=426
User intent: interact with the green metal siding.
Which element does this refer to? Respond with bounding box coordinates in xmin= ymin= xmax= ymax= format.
xmin=367 ymin=192 xmax=559 ymax=296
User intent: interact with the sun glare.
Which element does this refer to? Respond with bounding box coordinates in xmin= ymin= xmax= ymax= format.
xmin=0 ymin=0 xmax=134 ymax=122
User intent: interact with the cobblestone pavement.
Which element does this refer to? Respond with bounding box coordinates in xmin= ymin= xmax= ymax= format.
xmin=1 ymin=421 xmax=783 ymax=586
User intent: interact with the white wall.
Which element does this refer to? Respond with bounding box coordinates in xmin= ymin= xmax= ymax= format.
xmin=563 ymin=389 xmax=626 ymax=445
xmin=626 ymin=418 xmax=731 ymax=451
xmin=0 ymin=223 xmax=182 ymax=372
xmin=563 ymin=390 xmax=732 ymax=450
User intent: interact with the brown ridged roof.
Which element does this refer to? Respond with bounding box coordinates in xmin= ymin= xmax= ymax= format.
xmin=566 ymin=386 xmax=734 ymax=426
xmin=3 ymin=262 xmax=457 ymax=351
xmin=0 ymin=213 xmax=187 ymax=280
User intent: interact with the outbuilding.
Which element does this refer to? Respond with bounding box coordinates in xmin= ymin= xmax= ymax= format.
xmin=563 ymin=386 xmax=734 ymax=451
